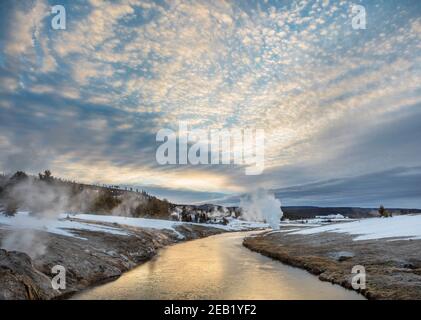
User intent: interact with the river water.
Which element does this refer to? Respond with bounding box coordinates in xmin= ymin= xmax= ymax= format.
xmin=73 ymin=231 xmax=364 ymax=300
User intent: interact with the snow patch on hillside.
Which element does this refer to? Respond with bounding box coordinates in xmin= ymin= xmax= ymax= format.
xmin=0 ymin=212 xmax=129 ymax=239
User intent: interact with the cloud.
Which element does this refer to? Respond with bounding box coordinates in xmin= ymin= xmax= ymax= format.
xmin=0 ymin=0 xmax=420 ymax=205
xmin=272 ymin=166 xmax=421 ymax=208
xmin=2 ymin=0 xmax=48 ymax=57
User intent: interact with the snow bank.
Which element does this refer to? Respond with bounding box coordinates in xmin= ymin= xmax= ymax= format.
xmin=0 ymin=212 xmax=269 ymax=241
xmin=71 ymin=214 xmax=269 ymax=232
xmin=0 ymin=212 xmax=129 ymax=240
xmin=219 ymin=217 xmax=269 ymax=230
xmin=68 ymin=213 xmax=181 ymax=230
xmin=67 ymin=213 xmax=191 ymax=238
xmin=315 ymin=214 xmax=345 ymax=219
xmin=291 ymin=214 xmax=421 ymax=241
xmin=279 ymin=222 xmax=322 ymax=227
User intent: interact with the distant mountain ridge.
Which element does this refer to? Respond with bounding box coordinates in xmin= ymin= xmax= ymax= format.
xmin=280 ymin=206 xmax=421 ymax=219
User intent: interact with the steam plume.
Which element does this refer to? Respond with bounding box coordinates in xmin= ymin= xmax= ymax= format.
xmin=240 ymin=189 xmax=282 ymax=229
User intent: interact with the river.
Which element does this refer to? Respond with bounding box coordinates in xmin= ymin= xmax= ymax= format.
xmin=72 ymin=231 xmax=364 ymax=300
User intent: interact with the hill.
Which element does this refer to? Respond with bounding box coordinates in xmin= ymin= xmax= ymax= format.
xmin=0 ymin=171 xmax=170 ymax=219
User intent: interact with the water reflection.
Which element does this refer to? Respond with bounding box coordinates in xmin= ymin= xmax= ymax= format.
xmin=73 ymin=232 xmax=364 ymax=300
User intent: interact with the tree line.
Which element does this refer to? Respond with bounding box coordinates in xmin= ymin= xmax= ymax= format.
xmin=0 ymin=170 xmax=171 ymax=218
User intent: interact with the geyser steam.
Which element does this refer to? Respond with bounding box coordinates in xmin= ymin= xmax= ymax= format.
xmin=240 ymin=189 xmax=282 ymax=229
xmin=1 ymin=178 xmax=72 ymax=258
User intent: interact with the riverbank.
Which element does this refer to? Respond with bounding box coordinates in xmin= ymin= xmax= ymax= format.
xmin=72 ymin=231 xmax=363 ymax=300
xmin=243 ymin=218 xmax=421 ymax=300
xmin=0 ymin=214 xmax=233 ymax=299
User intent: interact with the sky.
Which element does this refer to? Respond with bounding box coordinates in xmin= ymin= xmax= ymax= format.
xmin=0 ymin=0 xmax=420 ymax=207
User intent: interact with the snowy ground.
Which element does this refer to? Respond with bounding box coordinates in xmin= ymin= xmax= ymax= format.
xmin=0 ymin=212 xmax=130 ymax=240
xmin=70 ymin=213 xmax=268 ymax=231
xmin=0 ymin=211 xmax=269 ymax=240
xmin=290 ymin=214 xmax=421 ymax=241
xmin=3 ymin=211 xmax=420 ymax=242
xmin=279 ymin=216 xmax=356 ymax=228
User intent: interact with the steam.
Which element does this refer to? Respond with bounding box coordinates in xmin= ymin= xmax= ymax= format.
xmin=9 ymin=178 xmax=71 ymax=218
xmin=67 ymin=188 xmax=98 ymax=214
xmin=1 ymin=178 xmax=73 ymax=258
xmin=240 ymin=189 xmax=283 ymax=229
xmin=1 ymin=221 xmax=49 ymax=258
xmin=0 ymin=176 xmax=150 ymax=258
xmin=111 ymin=193 xmax=147 ymax=216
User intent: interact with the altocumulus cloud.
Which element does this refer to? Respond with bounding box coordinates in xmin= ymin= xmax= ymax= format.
xmin=0 ymin=0 xmax=420 ymax=206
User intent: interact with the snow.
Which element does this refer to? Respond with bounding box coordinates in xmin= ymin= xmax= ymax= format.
xmin=10 ymin=210 xmax=418 ymax=243
xmin=0 ymin=211 xmax=269 ymax=241
xmin=218 ymin=217 xmax=269 ymax=230
xmin=70 ymin=214 xmax=269 ymax=234
xmin=291 ymin=214 xmax=421 ymax=241
xmin=69 ymin=213 xmax=181 ymax=230
xmin=315 ymin=214 xmax=345 ymax=219
xmin=279 ymin=217 xmax=354 ymax=227
xmin=0 ymin=212 xmax=129 ymax=240
xmin=66 ymin=213 xmax=190 ymax=239
xmin=279 ymin=222 xmax=322 ymax=227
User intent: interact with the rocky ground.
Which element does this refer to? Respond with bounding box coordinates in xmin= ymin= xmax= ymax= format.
xmin=0 ymin=219 xmax=225 ymax=300
xmin=243 ymin=228 xmax=421 ymax=299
